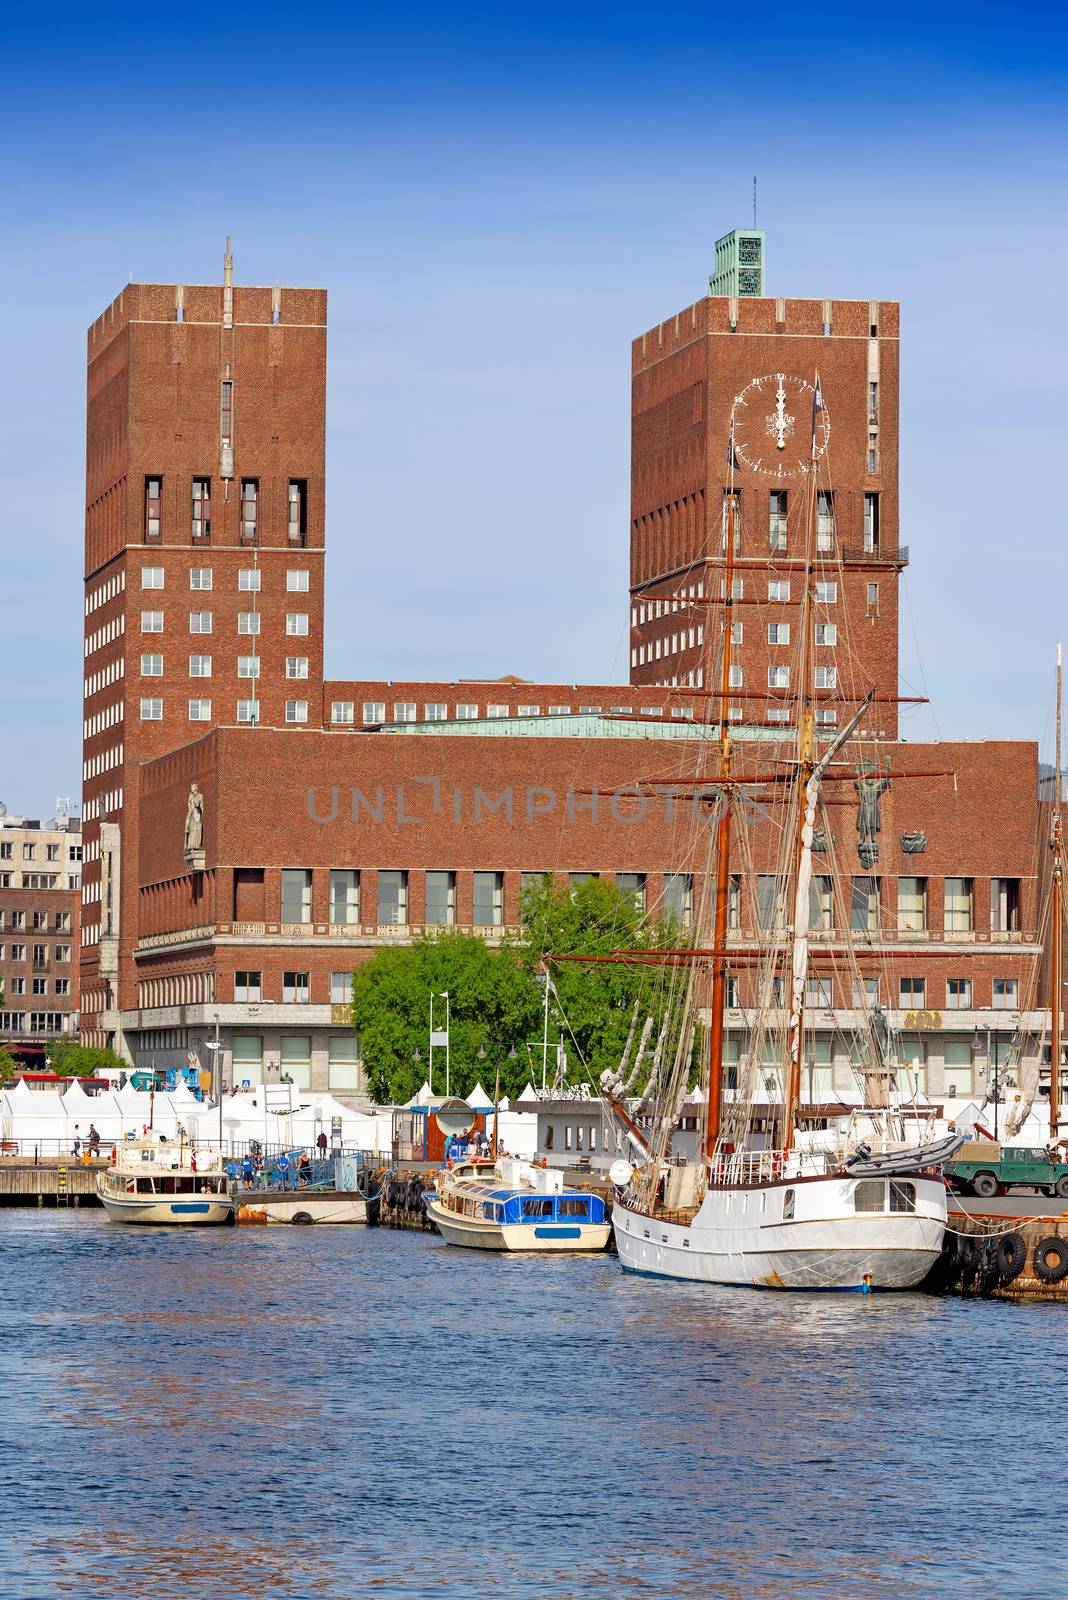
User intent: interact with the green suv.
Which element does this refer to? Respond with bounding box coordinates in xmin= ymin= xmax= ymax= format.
xmin=946 ymin=1144 xmax=1068 ymax=1199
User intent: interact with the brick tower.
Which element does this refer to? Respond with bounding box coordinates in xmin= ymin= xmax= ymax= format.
xmin=629 ymin=235 xmax=905 ymax=739
xmin=80 ymin=246 xmax=327 ymax=1052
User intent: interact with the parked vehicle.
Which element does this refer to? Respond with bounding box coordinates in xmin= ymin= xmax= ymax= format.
xmin=945 ymin=1142 xmax=1068 ymax=1199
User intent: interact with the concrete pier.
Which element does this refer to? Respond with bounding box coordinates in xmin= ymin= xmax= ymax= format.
xmin=0 ymin=1159 xmax=105 ymax=1207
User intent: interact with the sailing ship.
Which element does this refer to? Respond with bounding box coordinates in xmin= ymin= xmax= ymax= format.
xmin=584 ymin=373 xmax=965 ymax=1290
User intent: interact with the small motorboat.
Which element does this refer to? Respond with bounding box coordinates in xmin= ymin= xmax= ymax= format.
xmin=97 ymin=1136 xmax=234 ymax=1225
xmin=425 ymin=1157 xmax=610 ymax=1252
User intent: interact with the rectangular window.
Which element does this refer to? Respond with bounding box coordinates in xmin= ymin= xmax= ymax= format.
xmin=286 ymin=657 xmax=309 ymax=679
xmin=943 ymin=1040 xmax=974 ymax=1097
xmin=473 ymin=871 xmax=504 ymax=927
xmin=864 ymin=492 xmax=880 ymax=552
xmin=330 ymin=971 xmax=353 ymax=1005
xmin=394 ymin=703 xmax=416 ymax=723
xmin=288 ymin=479 xmax=307 ymax=545
xmin=815 ymin=708 xmax=838 ymax=727
xmin=363 ymin=702 xmax=385 ymax=724
xmin=283 ymin=971 xmax=310 ymax=1004
xmin=815 ymin=623 xmax=837 ymax=646
xmin=144 ymin=477 xmax=162 ymax=541
xmin=729 ymin=622 xmax=743 ymax=646
xmin=237 ymin=656 xmax=260 ymax=678
xmin=487 ymin=704 xmax=510 ymax=718
xmin=728 ymin=664 xmax=743 ymax=688
xmin=900 ymin=977 xmax=925 ymax=1007
xmin=238 ymin=568 xmax=261 ymax=592
xmin=188 ymin=698 xmax=212 ymax=721
xmin=33 ymin=977 xmax=48 ymax=995
xmin=236 ymin=699 xmax=260 ymax=723
xmin=140 ymin=697 xmax=163 ymax=720
xmin=851 ymin=876 xmax=879 ymax=930
xmin=331 ymin=701 xmax=354 ymax=724
xmin=868 ymin=433 xmax=879 ymax=474
xmin=816 ymin=581 xmax=837 ymax=604
xmin=662 ymin=873 xmax=692 ymax=927
xmin=425 ymin=703 xmax=448 ymax=721
xmin=141 ymin=653 xmax=163 ymax=676
xmin=814 ymin=666 xmax=836 ymax=689
xmin=220 ymin=381 xmax=233 ymax=452
xmin=141 ymin=566 xmax=164 ymax=590
xmin=456 ymin=704 xmax=479 ymax=719
xmin=141 ymin=609 xmax=163 ymax=630
xmin=240 ymin=478 xmax=258 ymax=542
xmin=768 ymin=622 xmax=790 ymax=645
xmin=280 ymin=868 xmax=312 ymax=924
xmin=616 ymin=872 xmax=646 ymax=911
xmin=808 ymin=874 xmax=833 ymax=930
xmin=234 ymin=970 xmax=261 ymax=1002
xmin=993 ymin=978 xmax=1019 ymax=1010
xmin=852 ymin=976 xmax=879 ymax=1007
xmin=853 ymin=1180 xmax=885 ymax=1214
xmin=768 ymin=490 xmax=788 ymax=550
xmin=286 ymin=613 xmax=309 ymax=636
xmin=189 ymin=611 xmax=213 ymax=634
xmin=237 ymin=613 xmax=261 ymax=635
xmin=806 ymin=975 xmax=831 ymax=1007
xmin=285 ymin=700 xmax=309 ymax=724
xmin=189 ymin=567 xmax=213 ymax=591
xmin=768 ymin=665 xmax=790 ymax=688
xmin=189 ymin=654 xmax=212 ymax=677
xmin=287 ymin=569 xmax=309 ymax=592
xmin=766 ymin=708 xmax=790 ymax=724
xmin=991 ymin=878 xmax=1021 ymax=933
xmin=329 ymin=869 xmax=360 ymax=924
xmin=377 ymin=869 xmax=408 ymax=925
xmin=54 ymin=978 xmax=70 ymax=997
xmin=768 ymin=580 xmax=791 ymax=602
xmin=425 ymin=870 xmax=456 ymax=925
xmin=191 ymin=478 xmax=211 ymax=540
xmin=946 ymin=978 xmax=972 ymax=1010
xmin=867 ymin=582 xmax=879 ymax=609
xmin=898 ymin=876 xmax=928 ymax=931
xmin=944 ymin=877 xmax=974 ymax=932
xmin=756 ymin=875 xmax=782 ymax=930
xmin=816 ymin=490 xmax=834 ymax=551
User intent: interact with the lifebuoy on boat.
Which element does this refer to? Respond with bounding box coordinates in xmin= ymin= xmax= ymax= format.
xmin=1032 ymin=1235 xmax=1068 ymax=1283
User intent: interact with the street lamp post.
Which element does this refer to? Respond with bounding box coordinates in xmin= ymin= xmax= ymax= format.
xmin=478 ymin=1041 xmax=517 ymax=1156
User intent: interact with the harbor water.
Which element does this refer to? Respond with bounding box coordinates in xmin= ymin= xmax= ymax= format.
xmin=0 ymin=1212 xmax=1061 ymax=1600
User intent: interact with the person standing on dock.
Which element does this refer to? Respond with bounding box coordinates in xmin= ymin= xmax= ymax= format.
xmin=72 ymin=1125 xmax=81 ymax=1159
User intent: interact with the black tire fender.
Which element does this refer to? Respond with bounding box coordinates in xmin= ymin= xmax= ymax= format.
xmin=994 ymin=1231 xmax=1027 ymax=1284
xmin=291 ymin=1211 xmax=313 ymax=1226
xmin=1033 ymin=1235 xmax=1068 ymax=1283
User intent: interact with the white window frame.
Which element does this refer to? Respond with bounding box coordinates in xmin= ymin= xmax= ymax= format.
xmin=188 ymin=698 xmax=212 ymax=722
xmin=285 ymin=613 xmax=309 ymax=636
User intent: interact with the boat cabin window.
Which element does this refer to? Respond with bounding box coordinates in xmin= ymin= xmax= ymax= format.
xmin=782 ymin=1189 xmax=795 ymax=1220
xmin=889 ymin=1181 xmax=916 ymax=1214
xmin=522 ymin=1198 xmax=554 ymax=1218
xmin=853 ymin=1180 xmax=885 ymax=1213
xmin=559 ymin=1198 xmax=590 ymax=1219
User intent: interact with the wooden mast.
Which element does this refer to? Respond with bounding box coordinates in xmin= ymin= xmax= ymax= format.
xmin=704 ymin=423 xmax=739 ymax=1157
xmin=1051 ymin=644 xmax=1064 ymax=1140
xmin=782 ymin=377 xmax=823 ymax=1153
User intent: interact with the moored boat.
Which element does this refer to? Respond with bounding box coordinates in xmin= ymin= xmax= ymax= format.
xmin=425 ymin=1157 xmax=610 ymax=1252
xmin=97 ymin=1136 xmax=234 ymax=1225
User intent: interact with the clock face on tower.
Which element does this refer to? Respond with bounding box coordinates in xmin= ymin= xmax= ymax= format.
xmin=729 ymin=372 xmax=831 ymax=480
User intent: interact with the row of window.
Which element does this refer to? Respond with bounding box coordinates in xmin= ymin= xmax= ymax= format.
xmin=0 ymin=1011 xmax=71 ymax=1034
xmin=1 ymin=976 xmax=71 ymax=997
xmin=0 ymin=842 xmax=79 ymax=864
xmin=144 ymin=477 xmax=308 ymax=546
xmin=724 ymin=974 xmax=1022 ymax=1011
xmin=0 ymin=911 xmax=72 ymax=933
xmin=339 ymin=701 xmax=665 ymax=727
xmin=139 ymin=611 xmax=309 ymax=635
xmin=0 ymin=873 xmax=79 ymax=891
xmin=140 ymin=698 xmax=310 ymax=724
xmin=139 ymin=655 xmax=310 ymax=679
xmin=231 ymin=970 xmax=358 ymax=1004
xmin=0 ymin=943 xmax=72 ymax=963
xmin=754 ymin=874 xmax=1024 ymax=934
xmin=139 ymin=566 xmax=310 ymax=592
xmin=85 ymin=569 xmax=126 ymax=617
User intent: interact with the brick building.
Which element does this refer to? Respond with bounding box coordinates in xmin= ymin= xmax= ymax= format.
xmin=79 ymin=241 xmax=1056 ymax=1112
xmin=0 ymin=809 xmax=81 ymax=1046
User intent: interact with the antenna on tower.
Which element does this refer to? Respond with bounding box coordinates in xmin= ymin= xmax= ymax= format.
xmin=753 ymin=176 xmax=757 ymax=229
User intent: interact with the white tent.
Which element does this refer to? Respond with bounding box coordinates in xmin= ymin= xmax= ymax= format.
xmin=466 ymin=1080 xmax=491 ymax=1108
xmin=516 ymin=1082 xmax=541 ymax=1103
xmin=7 ymin=1085 xmax=70 ymax=1150
xmin=62 ymin=1079 xmax=95 ymax=1115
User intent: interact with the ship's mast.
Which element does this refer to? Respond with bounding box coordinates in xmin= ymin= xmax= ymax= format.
xmin=1051 ymin=644 xmax=1064 ymax=1140
xmin=704 ymin=425 xmax=739 ymax=1157
xmin=782 ymin=377 xmax=823 ymax=1152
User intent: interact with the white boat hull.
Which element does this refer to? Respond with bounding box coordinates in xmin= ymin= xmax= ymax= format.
xmin=614 ymin=1172 xmax=946 ymax=1291
xmin=427 ymin=1197 xmax=611 ymax=1252
xmin=98 ymin=1188 xmax=234 ymax=1226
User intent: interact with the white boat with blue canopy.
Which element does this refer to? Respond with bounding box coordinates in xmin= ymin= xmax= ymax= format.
xmin=426 ymin=1157 xmax=610 ymax=1252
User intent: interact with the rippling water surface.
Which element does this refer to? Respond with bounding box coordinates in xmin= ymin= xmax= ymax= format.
xmin=0 ymin=1212 xmax=1060 ymax=1599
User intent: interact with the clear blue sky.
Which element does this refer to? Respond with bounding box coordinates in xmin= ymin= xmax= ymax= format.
xmin=2 ymin=1 xmax=1066 ymax=816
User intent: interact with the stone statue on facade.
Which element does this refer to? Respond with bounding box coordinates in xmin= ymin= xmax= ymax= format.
xmin=184 ymin=783 xmax=205 ymax=855
xmin=854 ymin=762 xmax=891 ymax=868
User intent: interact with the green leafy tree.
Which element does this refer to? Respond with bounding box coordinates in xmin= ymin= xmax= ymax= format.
xmin=351 ymin=932 xmax=541 ymax=1105
xmin=45 ymin=1038 xmax=127 ymax=1078
xmin=0 ymin=1044 xmax=19 ymax=1081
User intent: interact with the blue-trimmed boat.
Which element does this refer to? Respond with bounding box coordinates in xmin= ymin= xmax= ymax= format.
xmin=425 ymin=1158 xmax=610 ymax=1252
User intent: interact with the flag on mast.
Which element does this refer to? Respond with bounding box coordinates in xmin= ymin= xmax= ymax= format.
xmin=810 ymin=376 xmax=824 ymax=444
xmin=727 ymin=416 xmax=738 ymax=467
